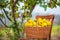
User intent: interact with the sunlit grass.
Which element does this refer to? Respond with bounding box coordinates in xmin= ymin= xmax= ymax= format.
xmin=52 ymin=25 xmax=60 ymax=36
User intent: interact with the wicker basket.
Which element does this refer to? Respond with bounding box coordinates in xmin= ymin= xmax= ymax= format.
xmin=25 ymin=15 xmax=54 ymax=39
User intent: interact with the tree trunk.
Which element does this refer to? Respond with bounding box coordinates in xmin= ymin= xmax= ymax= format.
xmin=11 ymin=0 xmax=20 ymax=40
xmin=12 ymin=26 xmax=21 ymax=40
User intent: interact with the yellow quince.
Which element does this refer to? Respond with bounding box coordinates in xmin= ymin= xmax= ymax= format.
xmin=37 ymin=18 xmax=42 ymax=22
xmin=41 ymin=22 xmax=47 ymax=27
xmin=25 ymin=22 xmax=33 ymax=27
xmin=43 ymin=19 xmax=47 ymax=22
xmin=28 ymin=19 xmax=34 ymax=23
xmin=29 ymin=23 xmax=33 ymax=27
xmin=47 ymin=21 xmax=51 ymax=26
xmin=33 ymin=21 xmax=36 ymax=27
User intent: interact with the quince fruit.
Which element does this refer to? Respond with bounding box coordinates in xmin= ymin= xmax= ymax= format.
xmin=25 ymin=19 xmax=36 ymax=27
xmin=37 ymin=18 xmax=42 ymax=22
xmin=25 ymin=22 xmax=33 ymax=27
xmin=28 ymin=19 xmax=34 ymax=23
xmin=41 ymin=22 xmax=47 ymax=27
xmin=47 ymin=21 xmax=51 ymax=26
xmin=37 ymin=18 xmax=51 ymax=27
xmin=33 ymin=21 xmax=36 ymax=27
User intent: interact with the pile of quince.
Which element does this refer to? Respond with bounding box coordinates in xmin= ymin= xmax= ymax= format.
xmin=25 ymin=19 xmax=36 ymax=27
xmin=25 ymin=18 xmax=51 ymax=27
xmin=37 ymin=18 xmax=51 ymax=27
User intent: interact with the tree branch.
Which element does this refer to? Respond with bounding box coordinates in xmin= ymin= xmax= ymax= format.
xmin=0 ymin=18 xmax=9 ymax=28
xmin=13 ymin=0 xmax=19 ymax=7
xmin=12 ymin=0 xmax=21 ymax=38
xmin=3 ymin=9 xmax=12 ymax=22
xmin=30 ymin=2 xmax=36 ymax=13
xmin=12 ymin=0 xmax=18 ymax=25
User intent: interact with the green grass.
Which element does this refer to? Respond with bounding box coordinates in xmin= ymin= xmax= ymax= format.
xmin=51 ymin=25 xmax=60 ymax=36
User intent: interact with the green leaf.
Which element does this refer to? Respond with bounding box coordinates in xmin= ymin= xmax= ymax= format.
xmin=0 ymin=14 xmax=4 ymax=18
xmin=8 ymin=6 xmax=11 ymax=10
xmin=17 ymin=2 xmax=20 ymax=6
xmin=48 ymin=1 xmax=56 ymax=8
xmin=19 ymin=0 xmax=24 ymax=2
xmin=42 ymin=5 xmax=47 ymax=11
xmin=21 ymin=6 xmax=25 ymax=10
xmin=57 ymin=2 xmax=60 ymax=6
xmin=39 ymin=0 xmax=42 ymax=4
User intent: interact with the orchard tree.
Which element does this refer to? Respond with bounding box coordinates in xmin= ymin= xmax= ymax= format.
xmin=0 ymin=0 xmax=60 ymax=40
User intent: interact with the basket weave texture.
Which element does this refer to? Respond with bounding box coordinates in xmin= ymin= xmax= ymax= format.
xmin=25 ymin=15 xmax=54 ymax=38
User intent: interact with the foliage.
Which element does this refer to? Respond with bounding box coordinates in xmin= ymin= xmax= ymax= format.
xmin=0 ymin=14 xmax=4 ymax=18
xmin=0 ymin=32 xmax=4 ymax=37
xmin=0 ymin=0 xmax=9 ymax=9
xmin=0 ymin=27 xmax=14 ymax=40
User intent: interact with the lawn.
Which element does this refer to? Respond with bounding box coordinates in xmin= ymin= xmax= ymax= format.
xmin=52 ymin=25 xmax=60 ymax=36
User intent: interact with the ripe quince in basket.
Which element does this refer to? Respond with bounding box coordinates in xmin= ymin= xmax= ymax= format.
xmin=33 ymin=21 xmax=36 ymax=27
xmin=37 ymin=18 xmax=42 ymax=22
xmin=47 ymin=21 xmax=51 ymax=26
xmin=37 ymin=18 xmax=51 ymax=27
xmin=41 ymin=22 xmax=47 ymax=27
xmin=25 ymin=22 xmax=33 ymax=27
xmin=25 ymin=19 xmax=36 ymax=27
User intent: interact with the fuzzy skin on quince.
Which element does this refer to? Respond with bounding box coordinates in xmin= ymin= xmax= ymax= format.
xmin=25 ymin=19 xmax=36 ymax=27
xmin=37 ymin=18 xmax=51 ymax=27
xmin=25 ymin=18 xmax=51 ymax=27
xmin=46 ymin=21 xmax=51 ymax=26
